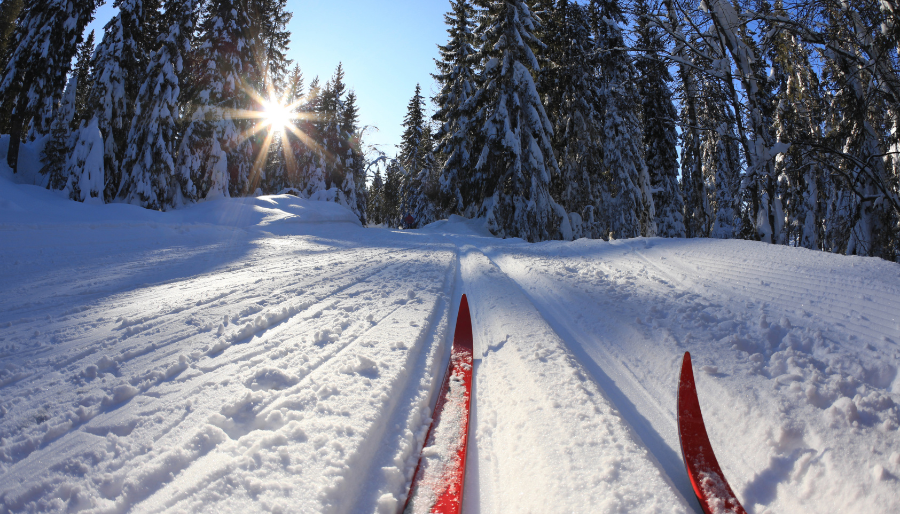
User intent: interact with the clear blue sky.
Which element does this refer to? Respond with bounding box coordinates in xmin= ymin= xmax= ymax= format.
xmin=85 ymin=0 xmax=451 ymax=159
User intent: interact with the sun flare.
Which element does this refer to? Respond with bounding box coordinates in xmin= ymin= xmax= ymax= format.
xmin=263 ymin=100 xmax=292 ymax=132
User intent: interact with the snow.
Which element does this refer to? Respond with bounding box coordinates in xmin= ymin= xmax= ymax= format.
xmin=1 ymin=176 xmax=899 ymax=513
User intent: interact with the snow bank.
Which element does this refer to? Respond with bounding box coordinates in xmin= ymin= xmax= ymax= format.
xmin=0 ymin=174 xmax=360 ymax=230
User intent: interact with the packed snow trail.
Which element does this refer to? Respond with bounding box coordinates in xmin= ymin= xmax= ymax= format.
xmin=1 ymin=180 xmax=899 ymax=513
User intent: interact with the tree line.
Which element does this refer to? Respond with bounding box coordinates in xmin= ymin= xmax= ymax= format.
xmin=370 ymin=0 xmax=899 ymax=261
xmin=1 ymin=0 xmax=898 ymax=261
xmin=0 ymin=0 xmax=367 ymax=220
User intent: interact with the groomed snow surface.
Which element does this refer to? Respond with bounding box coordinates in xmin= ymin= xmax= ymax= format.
xmin=1 ymin=172 xmax=899 ymax=513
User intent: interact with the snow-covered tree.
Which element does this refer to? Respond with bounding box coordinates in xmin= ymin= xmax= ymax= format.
xmin=0 ymin=0 xmax=99 ymax=173
xmin=177 ymin=0 xmax=258 ymax=200
xmin=41 ymin=74 xmax=78 ymax=190
xmin=539 ymin=0 xmax=604 ymax=239
xmin=406 ymin=125 xmax=440 ymax=227
xmin=73 ymin=30 xmax=96 ymax=122
xmin=472 ymin=0 xmax=562 ymax=241
xmin=342 ymin=90 xmax=367 ymax=223
xmin=0 ymin=0 xmax=24 ymax=132
xmin=367 ymin=166 xmax=384 ymax=225
xmin=118 ymin=0 xmax=196 ymax=210
xmin=64 ymin=117 xmax=105 ymax=202
xmin=75 ymin=0 xmax=152 ymax=202
xmin=432 ymin=0 xmax=477 ymax=217
xmin=635 ymin=0 xmax=684 ymax=238
xmin=590 ymin=0 xmax=655 ymax=238
xmin=382 ymin=158 xmax=404 ymax=227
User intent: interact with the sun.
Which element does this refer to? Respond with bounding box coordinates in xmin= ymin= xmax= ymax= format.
xmin=263 ymin=100 xmax=292 ymax=132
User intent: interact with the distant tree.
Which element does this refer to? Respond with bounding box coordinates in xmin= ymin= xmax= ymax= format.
xmin=73 ymin=30 xmax=95 ymax=122
xmin=367 ymin=166 xmax=385 ymax=225
xmin=407 ymin=125 xmax=440 ymax=227
xmin=41 ymin=74 xmax=78 ymax=190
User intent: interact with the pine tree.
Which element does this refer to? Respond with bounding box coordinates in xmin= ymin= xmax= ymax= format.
xmin=118 ymin=0 xmax=196 ymax=210
xmin=255 ymin=0 xmax=292 ymax=94
xmin=399 ymin=84 xmax=426 ymax=180
xmin=382 ymin=158 xmax=404 ymax=227
xmin=407 ymin=125 xmax=440 ymax=227
xmin=591 ymin=0 xmax=655 ymax=238
xmin=74 ymin=0 xmax=152 ymax=203
xmin=539 ymin=0 xmax=603 ymax=239
xmin=64 ymin=117 xmax=105 ymax=202
xmin=177 ymin=0 xmax=258 ymax=200
xmin=635 ymin=0 xmax=684 ymax=238
xmin=73 ymin=30 xmax=95 ymax=122
xmin=432 ymin=0 xmax=477 ymax=217
xmin=472 ymin=0 xmax=561 ymax=241
xmin=367 ymin=166 xmax=384 ymax=225
xmin=342 ymin=89 xmax=366 ymax=223
xmin=280 ymin=65 xmax=306 ymax=189
xmin=0 ymin=0 xmax=24 ymax=132
xmin=0 ymin=0 xmax=99 ymax=173
xmin=767 ymin=0 xmax=824 ymax=249
xmin=41 ymin=74 xmax=78 ymax=190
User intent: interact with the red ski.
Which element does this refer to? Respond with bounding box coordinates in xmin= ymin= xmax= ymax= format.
xmin=404 ymin=294 xmax=474 ymax=514
xmin=677 ymin=352 xmax=747 ymax=514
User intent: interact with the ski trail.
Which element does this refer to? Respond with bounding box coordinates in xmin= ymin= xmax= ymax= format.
xmin=459 ymin=245 xmax=689 ymax=513
xmin=480 ymin=247 xmax=699 ymax=511
xmin=480 ymin=237 xmax=900 ymax=514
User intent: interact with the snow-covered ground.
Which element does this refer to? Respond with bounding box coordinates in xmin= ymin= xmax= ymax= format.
xmin=1 ymin=172 xmax=898 ymax=513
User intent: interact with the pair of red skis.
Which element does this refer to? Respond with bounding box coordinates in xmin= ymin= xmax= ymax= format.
xmin=403 ymin=295 xmax=745 ymax=514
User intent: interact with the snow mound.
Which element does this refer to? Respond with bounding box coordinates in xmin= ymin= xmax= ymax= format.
xmin=0 ymin=175 xmax=360 ymax=229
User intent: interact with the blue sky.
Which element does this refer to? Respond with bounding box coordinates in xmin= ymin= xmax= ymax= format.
xmin=85 ymin=0 xmax=451 ymax=159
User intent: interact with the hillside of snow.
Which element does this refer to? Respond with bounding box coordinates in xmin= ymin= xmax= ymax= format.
xmin=0 ymin=175 xmax=898 ymax=513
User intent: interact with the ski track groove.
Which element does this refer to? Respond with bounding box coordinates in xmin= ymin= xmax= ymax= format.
xmin=477 ymin=247 xmax=700 ymax=511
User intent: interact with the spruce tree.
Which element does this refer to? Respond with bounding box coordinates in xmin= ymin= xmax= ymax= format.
xmin=0 ymin=0 xmax=98 ymax=173
xmin=64 ymin=117 xmax=105 ymax=202
xmin=635 ymin=0 xmax=684 ymax=238
xmin=73 ymin=30 xmax=95 ymax=122
xmin=342 ymin=90 xmax=366 ymax=223
xmin=74 ymin=0 xmax=152 ymax=203
xmin=472 ymin=0 xmax=561 ymax=241
xmin=382 ymin=158 xmax=404 ymax=227
xmin=590 ymin=0 xmax=655 ymax=238
xmin=432 ymin=0 xmax=477 ymax=217
xmin=0 ymin=0 xmax=24 ymax=132
xmin=41 ymin=74 xmax=78 ymax=190
xmin=367 ymin=166 xmax=385 ymax=225
xmin=539 ymin=0 xmax=603 ymax=239
xmin=399 ymin=84 xmax=426 ymax=179
xmin=177 ymin=0 xmax=258 ymax=200
xmin=118 ymin=0 xmax=196 ymax=210
xmin=407 ymin=125 xmax=440 ymax=227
